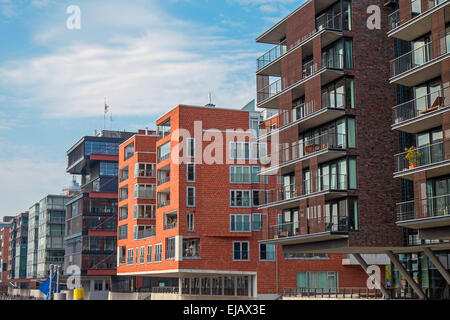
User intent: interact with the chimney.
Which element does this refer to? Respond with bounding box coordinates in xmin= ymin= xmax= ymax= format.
xmin=205 ymin=92 xmax=215 ymax=108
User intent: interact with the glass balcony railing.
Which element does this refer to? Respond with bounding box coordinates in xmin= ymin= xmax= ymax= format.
xmin=388 ymin=9 xmax=400 ymax=31
xmin=389 ymin=0 xmax=448 ymax=31
xmin=135 ymin=228 xmax=156 ymax=240
xmin=303 ymin=173 xmax=348 ymax=195
xmin=397 ymin=194 xmax=450 ymax=222
xmin=257 ymin=40 xmax=287 ymax=71
xmin=302 ymin=60 xmax=316 ymax=78
xmin=393 ymin=86 xmax=449 ymax=124
xmin=391 ymin=32 xmax=449 ymax=78
xmin=395 ymin=141 xmax=445 ymax=172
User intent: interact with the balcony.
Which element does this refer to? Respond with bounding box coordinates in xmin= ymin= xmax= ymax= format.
xmin=387 ymin=0 xmax=450 ymax=41
xmin=157 ymin=120 xmax=171 ymax=141
xmin=260 ymin=174 xmax=348 ymax=210
xmin=390 ymin=32 xmax=450 ymax=86
xmin=394 ymin=141 xmax=450 ymax=180
xmin=396 ymin=194 xmax=450 ymax=230
xmin=257 ymin=53 xmax=344 ymax=109
xmin=256 ymin=12 xmax=344 ymax=76
xmin=135 ymin=227 xmax=156 ymax=240
xmin=392 ymin=86 xmax=450 ymax=133
xmin=261 ymin=132 xmax=348 ymax=175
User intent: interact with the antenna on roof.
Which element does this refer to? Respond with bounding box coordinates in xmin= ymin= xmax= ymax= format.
xmin=205 ymin=92 xmax=215 ymax=108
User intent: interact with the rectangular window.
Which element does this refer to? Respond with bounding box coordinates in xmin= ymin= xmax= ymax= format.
xmin=140 ymin=246 xmax=145 ymax=264
xmin=135 ymin=247 xmax=138 ymax=264
xmin=134 ymin=163 xmax=156 ymax=178
xmin=133 ymin=204 xmax=156 ymax=219
xmin=230 ymin=214 xmax=251 ymax=232
xmin=147 ymin=245 xmax=152 ymax=264
xmin=165 ymin=237 xmax=176 ymax=260
xmin=230 ymin=166 xmax=251 ymax=183
xmin=158 ymin=141 xmax=171 ymax=163
xmin=119 ymin=166 xmax=129 ymax=182
xmin=100 ymin=162 xmax=118 ymax=176
xmin=127 ymin=248 xmax=133 ymax=265
xmin=119 ymin=186 xmax=128 ymax=201
xmin=187 ymin=163 xmax=195 ymax=182
xmin=260 ymin=244 xmax=275 ymax=261
xmin=285 ymin=253 xmax=329 ymax=259
xmin=187 ymin=211 xmax=195 ymax=232
xmin=119 ymin=206 xmax=128 ymax=221
xmin=124 ymin=142 xmax=134 ymax=161
xmin=187 ymin=138 xmax=195 ymax=158
xmin=252 ymin=190 xmax=260 ymax=207
xmin=118 ymin=225 xmax=128 ymax=240
xmin=187 ymin=187 xmax=195 ymax=207
xmin=252 ymin=213 xmax=262 ymax=231
xmin=134 ymin=184 xmax=156 ymax=199
xmin=297 ymin=271 xmax=338 ymax=293
xmin=230 ymin=190 xmax=251 ymax=207
xmin=183 ymin=238 xmax=200 ymax=258
xmin=233 ymin=242 xmax=249 ymax=261
xmin=154 ymin=244 xmax=162 ymax=263
xmin=230 ymin=142 xmax=250 ymax=160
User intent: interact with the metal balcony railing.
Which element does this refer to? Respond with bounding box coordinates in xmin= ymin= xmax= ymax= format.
xmin=397 ymin=194 xmax=450 ymax=222
xmin=158 ymin=200 xmax=170 ymax=208
xmin=257 ymin=78 xmax=283 ymax=104
xmin=395 ymin=141 xmax=445 ymax=172
xmin=257 ymin=40 xmax=287 ymax=71
xmin=388 ymin=9 xmax=400 ymax=30
xmin=393 ymin=86 xmax=449 ymax=124
xmin=283 ymin=287 xmax=386 ymax=299
xmin=391 ymin=32 xmax=449 ymax=78
xmin=302 ymin=60 xmax=316 ymax=78
xmin=164 ymin=220 xmax=177 ymax=230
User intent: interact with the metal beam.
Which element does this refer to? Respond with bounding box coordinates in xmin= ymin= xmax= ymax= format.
xmin=351 ymin=253 xmax=391 ymax=300
xmin=423 ymin=247 xmax=450 ymax=285
xmin=385 ymin=251 xmax=426 ymax=300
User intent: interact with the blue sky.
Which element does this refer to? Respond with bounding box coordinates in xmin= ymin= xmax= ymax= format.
xmin=0 ymin=0 xmax=303 ymax=218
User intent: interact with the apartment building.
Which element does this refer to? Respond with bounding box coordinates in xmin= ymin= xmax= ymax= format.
xmin=65 ymin=130 xmax=135 ymax=300
xmin=26 ymin=203 xmax=39 ymax=279
xmin=0 ymin=225 xmax=10 ymax=283
xmin=256 ymin=0 xmax=404 ymax=298
xmin=116 ymin=104 xmax=368 ymax=299
xmin=387 ymin=0 xmax=450 ymax=299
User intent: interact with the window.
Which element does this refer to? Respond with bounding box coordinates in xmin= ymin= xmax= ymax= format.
xmin=84 ymin=141 xmax=118 ymax=156
xmin=147 ymin=245 xmax=152 ymax=264
xmin=100 ymin=162 xmax=118 ymax=176
xmin=252 ymin=190 xmax=261 ymax=207
xmin=187 ymin=211 xmax=195 ymax=232
xmin=230 ymin=142 xmax=250 ymax=160
xmin=154 ymin=244 xmax=162 ymax=262
xmin=119 ymin=246 xmax=126 ymax=265
xmin=285 ymin=252 xmax=329 ymax=260
xmin=230 ymin=166 xmax=251 ymax=183
xmin=124 ymin=142 xmax=134 ymax=161
xmin=118 ymin=225 xmax=128 ymax=240
xmin=233 ymin=242 xmax=249 ymax=261
xmin=322 ymin=78 xmax=354 ymax=109
xmin=297 ymin=271 xmax=338 ymax=293
xmin=127 ymin=248 xmax=133 ymax=265
xmin=322 ymin=38 xmax=353 ymax=70
xmin=119 ymin=206 xmax=128 ymax=221
xmin=230 ymin=214 xmax=251 ymax=232
xmin=135 ymin=247 xmax=138 ymax=264
xmin=252 ymin=213 xmax=262 ymax=231
xmin=230 ymin=190 xmax=251 ymax=207
xmin=134 ymin=184 xmax=156 ymax=199
xmin=119 ymin=166 xmax=129 ymax=182
xmin=183 ymin=238 xmax=200 ymax=258
xmin=187 ymin=187 xmax=195 ymax=207
xmin=134 ymin=163 xmax=156 ymax=178
xmin=134 ymin=204 xmax=156 ymax=219
xmin=165 ymin=237 xmax=176 ymax=260
xmin=259 ymin=244 xmax=275 ymax=261
xmin=140 ymin=246 xmax=145 ymax=264
xmin=94 ymin=280 xmax=103 ymax=291
xmin=158 ymin=141 xmax=171 ymax=163
xmin=187 ymin=163 xmax=195 ymax=182
xmin=119 ymin=186 xmax=128 ymax=201
xmin=187 ymin=138 xmax=195 ymax=158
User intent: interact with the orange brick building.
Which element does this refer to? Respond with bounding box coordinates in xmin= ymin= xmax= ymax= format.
xmin=116 ymin=104 xmax=370 ymax=298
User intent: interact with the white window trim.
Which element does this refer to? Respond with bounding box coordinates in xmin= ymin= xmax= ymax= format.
xmin=229 ymin=166 xmax=251 ymax=184
xmin=259 ymin=243 xmax=275 ymax=261
xmin=187 ymin=211 xmax=195 ymax=232
xmin=147 ymin=245 xmax=152 ymax=264
xmin=230 ymin=214 xmax=252 ymax=233
xmin=140 ymin=246 xmax=145 ymax=264
xmin=252 ymin=213 xmax=262 ymax=231
xmin=186 ymin=162 xmax=196 ymax=182
xmin=187 ymin=186 xmax=196 ymax=207
xmin=165 ymin=237 xmax=176 ymax=261
xmin=154 ymin=243 xmax=163 ymax=263
xmin=187 ymin=137 xmax=195 ymax=158
xmin=232 ymin=241 xmax=250 ymax=261
xmin=134 ymin=162 xmax=156 ymax=178
xmin=230 ymin=190 xmax=252 ymax=208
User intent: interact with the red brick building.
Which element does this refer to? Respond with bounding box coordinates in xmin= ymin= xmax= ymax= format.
xmin=116 ymin=104 xmax=368 ymax=299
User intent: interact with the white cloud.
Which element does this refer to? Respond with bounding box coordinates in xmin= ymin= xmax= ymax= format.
xmin=0 ymin=158 xmax=68 ymax=216
xmin=0 ymin=1 xmax=257 ymax=118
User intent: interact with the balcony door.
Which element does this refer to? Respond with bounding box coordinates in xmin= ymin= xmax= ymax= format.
xmin=412 ymin=35 xmax=431 ymax=68
xmin=427 ymin=176 xmax=450 ymax=217
xmin=417 ymin=128 xmax=443 ymax=165
xmin=283 ymin=174 xmax=295 ymax=200
xmin=414 ymin=79 xmax=442 ymax=113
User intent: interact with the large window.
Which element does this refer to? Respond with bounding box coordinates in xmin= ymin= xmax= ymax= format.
xmin=118 ymin=225 xmax=128 ymax=240
xmin=285 ymin=252 xmax=329 ymax=260
xmin=230 ymin=166 xmax=251 ymax=183
xmin=252 ymin=213 xmax=262 ymax=231
xmin=322 ymin=38 xmax=353 ymax=70
xmin=158 ymin=141 xmax=171 ymax=163
xmin=165 ymin=237 xmax=176 ymax=260
xmin=134 ymin=204 xmax=155 ymax=219
xmin=100 ymin=162 xmax=118 ymax=176
xmin=324 ymin=198 xmax=358 ymax=232
xmin=322 ymin=78 xmax=354 ymax=109
xmin=297 ymin=271 xmax=338 ymax=292
xmin=183 ymin=238 xmax=200 ymax=258
xmin=230 ymin=190 xmax=251 ymax=207
xmin=119 ymin=206 xmax=128 ymax=221
xmin=233 ymin=242 xmax=249 ymax=261
xmin=127 ymin=248 xmax=133 ymax=265
xmin=140 ymin=246 xmax=145 ymax=264
xmin=230 ymin=214 xmax=251 ymax=232
xmin=154 ymin=244 xmax=162 ymax=263
xmin=134 ymin=163 xmax=156 ymax=178
xmin=124 ymin=142 xmax=134 ymax=161
xmin=134 ymin=184 xmax=156 ymax=199
xmin=259 ymin=244 xmax=275 ymax=261
xmin=85 ymin=141 xmax=118 ymax=156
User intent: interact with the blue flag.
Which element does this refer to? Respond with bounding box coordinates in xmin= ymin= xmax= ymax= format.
xmin=39 ymin=274 xmax=56 ymax=300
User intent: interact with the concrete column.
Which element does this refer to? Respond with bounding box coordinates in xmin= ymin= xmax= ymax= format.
xmin=351 ymin=253 xmax=391 ymax=300
xmin=423 ymin=247 xmax=450 ymax=285
xmin=385 ymin=251 xmax=426 ymax=300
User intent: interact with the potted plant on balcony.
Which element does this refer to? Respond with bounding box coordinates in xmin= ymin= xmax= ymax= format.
xmin=404 ymin=146 xmax=420 ymax=169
